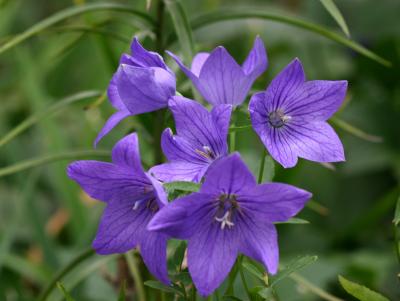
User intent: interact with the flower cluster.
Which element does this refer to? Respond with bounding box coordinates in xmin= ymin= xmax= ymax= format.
xmin=67 ymin=37 xmax=347 ymax=296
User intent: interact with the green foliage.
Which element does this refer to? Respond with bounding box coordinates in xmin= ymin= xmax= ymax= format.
xmin=338 ymin=275 xmax=390 ymax=301
xmin=57 ymin=282 xmax=76 ymax=301
xmin=319 ymin=0 xmax=350 ymax=37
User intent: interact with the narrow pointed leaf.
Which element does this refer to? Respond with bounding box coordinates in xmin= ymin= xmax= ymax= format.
xmin=163 ymin=181 xmax=201 ymax=193
xmin=117 ymin=281 xmax=126 ymax=301
xmin=56 ymin=282 xmax=76 ymax=301
xmin=393 ymin=196 xmax=400 ymax=226
xmin=275 ymin=218 xmax=310 ymax=225
xmin=0 ymin=150 xmax=110 ymax=177
xmin=144 ymin=280 xmax=182 ymax=295
xmin=190 ymin=10 xmax=391 ymax=67
xmin=319 ymin=0 xmax=350 ymax=37
xmin=0 ymin=90 xmax=102 ymax=148
xmin=330 ymin=117 xmax=383 ymax=143
xmin=242 ymin=261 xmax=264 ymax=281
xmin=338 ymin=275 xmax=389 ymax=301
xmin=0 ymin=2 xmax=155 ymax=55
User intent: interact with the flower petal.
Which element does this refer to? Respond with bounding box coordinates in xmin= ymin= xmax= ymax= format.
xmin=150 ymin=161 xmax=208 ymax=183
xmin=111 ymin=133 xmax=145 ymax=173
xmin=168 ymin=96 xmax=228 ymax=156
xmin=198 ymin=46 xmax=248 ymax=106
xmin=188 ymin=218 xmax=240 ymax=296
xmin=140 ymin=233 xmax=170 ymax=284
xmin=211 ymin=104 xmax=233 ymax=141
xmin=264 ymin=58 xmax=305 ymax=112
xmin=240 ymin=183 xmax=311 ymax=222
xmin=92 ymin=199 xmax=153 ymax=253
xmin=67 ymin=160 xmax=150 ymax=203
xmin=148 ymin=193 xmax=213 ymax=239
xmin=94 ymin=110 xmax=131 ymax=147
xmin=107 ymin=74 xmax=126 ymax=111
xmin=242 ymin=36 xmax=268 ymax=79
xmin=167 ymin=51 xmax=201 ymax=86
xmin=285 ymin=80 xmax=348 ymax=121
xmin=116 ymin=65 xmax=175 ymax=115
xmin=201 ymin=153 xmax=256 ymax=195
xmin=191 ymin=52 xmax=209 ymax=77
xmin=238 ymin=221 xmax=279 ymax=275
xmin=130 ymin=37 xmax=168 ymax=69
xmin=146 ymin=172 xmax=168 ymax=206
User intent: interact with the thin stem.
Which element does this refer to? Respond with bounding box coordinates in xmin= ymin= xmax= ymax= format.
xmin=290 ymin=273 xmax=343 ymax=301
xmin=125 ymin=251 xmax=146 ymax=301
xmin=238 ymin=256 xmax=252 ymax=300
xmin=229 ymin=117 xmax=236 ymax=152
xmin=257 ymin=148 xmax=267 ymax=184
xmin=38 ymin=248 xmax=95 ymax=301
xmin=394 ymin=225 xmax=400 ymax=265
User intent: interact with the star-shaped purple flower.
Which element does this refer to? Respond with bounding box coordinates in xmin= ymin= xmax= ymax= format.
xmin=168 ymin=36 xmax=267 ymax=106
xmin=67 ymin=133 xmax=169 ymax=284
xmin=150 ymin=96 xmax=232 ymax=183
xmin=148 ymin=153 xmax=311 ymax=296
xmin=249 ymin=58 xmax=347 ymax=168
xmin=95 ymin=38 xmax=176 ymax=145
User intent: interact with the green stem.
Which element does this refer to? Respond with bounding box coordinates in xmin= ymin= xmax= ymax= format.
xmin=229 ymin=117 xmax=236 ymax=152
xmin=257 ymin=148 xmax=267 ymax=184
xmin=125 ymin=251 xmax=146 ymax=301
xmin=238 ymin=256 xmax=252 ymax=301
xmin=394 ymin=225 xmax=400 ymax=265
xmin=38 ymin=248 xmax=95 ymax=301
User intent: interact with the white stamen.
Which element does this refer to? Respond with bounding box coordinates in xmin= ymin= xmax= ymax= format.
xmin=132 ymin=202 xmax=141 ymax=210
xmin=215 ymin=211 xmax=234 ymax=230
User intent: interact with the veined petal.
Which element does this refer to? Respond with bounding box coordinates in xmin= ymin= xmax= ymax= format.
xmin=150 ymin=161 xmax=208 ymax=183
xmin=242 ymin=36 xmax=268 ymax=80
xmin=167 ymin=51 xmax=201 ymax=86
xmin=107 ymin=74 xmax=126 ymax=111
xmin=198 ymin=46 xmax=248 ymax=106
xmin=191 ymin=52 xmax=209 ymax=77
xmin=238 ymin=220 xmax=279 ymax=275
xmin=188 ymin=217 xmax=240 ymax=296
xmin=140 ymin=233 xmax=170 ymax=284
xmin=67 ymin=161 xmax=150 ymax=203
xmin=92 ymin=199 xmax=153 ymax=254
xmin=94 ymin=110 xmax=131 ymax=147
xmin=146 ymin=172 xmax=168 ymax=206
xmin=264 ymin=58 xmax=305 ymax=112
xmin=211 ymin=104 xmax=233 ymax=141
xmin=130 ymin=37 xmax=168 ymax=69
xmin=285 ymin=80 xmax=348 ymax=122
xmin=116 ymin=65 xmax=175 ymax=115
xmin=168 ymin=96 xmax=228 ymax=156
xmin=239 ymin=183 xmax=311 ymax=222
xmin=148 ymin=193 xmax=214 ymax=239
xmin=111 ymin=133 xmax=145 ymax=173
xmin=201 ymin=153 xmax=256 ymax=195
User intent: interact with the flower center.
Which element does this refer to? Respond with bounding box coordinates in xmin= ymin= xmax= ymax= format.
xmin=268 ymin=110 xmax=291 ymax=128
xmin=132 ymin=197 xmax=159 ymax=212
xmin=195 ymin=145 xmax=216 ymax=160
xmin=214 ymin=193 xmax=239 ymax=230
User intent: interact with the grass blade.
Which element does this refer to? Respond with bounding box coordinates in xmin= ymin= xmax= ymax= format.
xmin=319 ymin=0 xmax=350 ymax=37
xmin=338 ymin=275 xmax=389 ymax=301
xmin=190 ymin=10 xmax=391 ymax=67
xmin=0 ymin=90 xmax=102 ymax=148
xmin=0 ymin=150 xmax=110 ymax=177
xmin=330 ymin=117 xmax=383 ymax=143
xmin=56 ymin=282 xmax=76 ymax=301
xmin=0 ymin=2 xmax=155 ymax=55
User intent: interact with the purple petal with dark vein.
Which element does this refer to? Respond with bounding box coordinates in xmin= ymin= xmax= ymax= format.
xmin=285 ymin=80 xmax=348 ymax=122
xmin=111 ymin=133 xmax=145 ymax=173
xmin=140 ymin=233 xmax=170 ymax=284
xmin=211 ymin=104 xmax=233 ymax=141
xmin=94 ymin=110 xmax=131 ymax=147
xmin=242 ymin=36 xmax=268 ymax=80
xmin=150 ymin=161 xmax=208 ymax=183
xmin=146 ymin=172 xmax=168 ymax=206
xmin=166 ymin=51 xmax=201 ymax=85
xmin=191 ymin=52 xmax=209 ymax=77
xmin=107 ymin=74 xmax=126 ymax=111
xmin=239 ymin=183 xmax=311 ymax=222
xmin=67 ymin=160 xmax=150 ymax=203
xmin=200 ymin=153 xmax=256 ymax=195
xmin=92 ymin=199 xmax=153 ymax=254
xmin=130 ymin=37 xmax=168 ymax=69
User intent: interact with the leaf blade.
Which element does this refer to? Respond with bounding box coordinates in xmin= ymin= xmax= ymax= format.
xmin=319 ymin=0 xmax=350 ymax=37
xmin=338 ymin=275 xmax=389 ymax=301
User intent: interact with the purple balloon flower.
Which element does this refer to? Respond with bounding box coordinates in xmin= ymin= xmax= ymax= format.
xmin=249 ymin=58 xmax=347 ymax=168
xmin=67 ymin=133 xmax=170 ymax=284
xmin=148 ymin=153 xmax=311 ymax=296
xmin=150 ymin=95 xmax=232 ymax=183
xmin=95 ymin=38 xmax=176 ymax=146
xmin=167 ymin=36 xmax=267 ymax=106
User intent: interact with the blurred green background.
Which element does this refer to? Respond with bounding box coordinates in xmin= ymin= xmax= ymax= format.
xmin=0 ymin=0 xmax=399 ymax=300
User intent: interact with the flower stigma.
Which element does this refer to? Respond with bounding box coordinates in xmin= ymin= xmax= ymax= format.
xmin=268 ymin=110 xmax=291 ymax=128
xmin=214 ymin=193 xmax=239 ymax=230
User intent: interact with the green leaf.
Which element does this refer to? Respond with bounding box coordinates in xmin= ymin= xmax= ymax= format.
xmin=0 ymin=90 xmax=102 ymax=148
xmin=170 ymin=240 xmax=187 ymax=271
xmin=270 ymin=255 xmax=318 ymax=287
xmin=256 ymin=287 xmax=275 ymax=299
xmin=330 ymin=117 xmax=383 ymax=143
xmin=393 ymin=196 xmax=400 ymax=226
xmin=229 ymin=125 xmax=252 ymax=132
xmin=338 ymin=275 xmax=389 ymax=301
xmin=0 ymin=150 xmax=110 ymax=178
xmin=56 ymin=282 xmax=76 ymax=301
xmin=164 ymin=0 xmax=194 ymax=62
xmin=144 ymin=280 xmax=183 ymax=295
xmin=275 ymin=218 xmax=310 ymax=225
xmin=0 ymin=2 xmax=155 ymax=55
xmin=222 ymin=296 xmax=245 ymax=301
xmin=319 ymin=0 xmax=350 ymax=37
xmin=117 ymin=281 xmax=126 ymax=301
xmin=190 ymin=10 xmax=391 ymax=67
xmin=164 ymin=181 xmax=201 ymax=193
xmin=242 ymin=261 xmax=264 ymax=282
